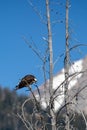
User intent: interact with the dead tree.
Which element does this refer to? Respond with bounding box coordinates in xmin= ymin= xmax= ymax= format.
xmin=15 ymin=1 xmax=87 ymax=130
xmin=64 ymin=0 xmax=70 ymax=130
xmin=45 ymin=0 xmax=56 ymax=130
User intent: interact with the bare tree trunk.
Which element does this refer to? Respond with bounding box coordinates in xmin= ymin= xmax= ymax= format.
xmin=64 ymin=0 xmax=70 ymax=130
xmin=45 ymin=0 xmax=53 ymax=96
xmin=45 ymin=0 xmax=56 ymax=130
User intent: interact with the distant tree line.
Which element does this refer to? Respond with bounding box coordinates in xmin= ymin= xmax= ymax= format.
xmin=0 ymin=86 xmax=86 ymax=130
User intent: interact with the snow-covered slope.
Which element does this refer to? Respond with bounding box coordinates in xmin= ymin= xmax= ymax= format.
xmin=34 ymin=56 xmax=87 ymax=113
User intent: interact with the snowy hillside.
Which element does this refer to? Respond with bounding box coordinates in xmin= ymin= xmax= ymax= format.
xmin=34 ymin=56 xmax=87 ymax=113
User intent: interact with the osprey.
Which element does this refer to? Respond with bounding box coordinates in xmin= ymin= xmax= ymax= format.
xmin=15 ymin=74 xmax=37 ymax=90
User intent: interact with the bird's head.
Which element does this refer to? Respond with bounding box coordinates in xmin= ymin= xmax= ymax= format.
xmin=34 ymin=78 xmax=37 ymax=83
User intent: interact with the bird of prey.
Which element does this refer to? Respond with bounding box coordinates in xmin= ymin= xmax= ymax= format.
xmin=15 ymin=74 xmax=37 ymax=90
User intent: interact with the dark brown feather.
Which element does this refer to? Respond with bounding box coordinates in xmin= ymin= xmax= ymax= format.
xmin=15 ymin=74 xmax=37 ymax=90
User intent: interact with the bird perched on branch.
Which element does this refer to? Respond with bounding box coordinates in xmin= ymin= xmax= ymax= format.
xmin=15 ymin=74 xmax=37 ymax=90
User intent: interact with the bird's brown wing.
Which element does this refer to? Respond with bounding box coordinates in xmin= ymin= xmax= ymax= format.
xmin=15 ymin=74 xmax=37 ymax=90
xmin=21 ymin=74 xmax=36 ymax=84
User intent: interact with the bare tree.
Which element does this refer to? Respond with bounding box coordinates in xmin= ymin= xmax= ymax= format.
xmin=45 ymin=0 xmax=53 ymax=98
xmin=45 ymin=0 xmax=56 ymax=130
xmin=15 ymin=1 xmax=87 ymax=130
xmin=64 ymin=0 xmax=70 ymax=130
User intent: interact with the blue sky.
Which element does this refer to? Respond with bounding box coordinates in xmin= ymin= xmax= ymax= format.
xmin=0 ymin=0 xmax=87 ymax=94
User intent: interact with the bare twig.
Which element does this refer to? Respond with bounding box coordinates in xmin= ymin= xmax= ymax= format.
xmin=23 ymin=36 xmax=43 ymax=61
xmin=72 ymin=84 xmax=87 ymax=100
xmin=56 ymin=83 xmax=87 ymax=121
xmin=22 ymin=98 xmax=31 ymax=120
xmin=21 ymin=98 xmax=34 ymax=130
xmin=52 ymin=70 xmax=86 ymax=99
xmin=28 ymin=85 xmax=40 ymax=111
xmin=56 ymin=102 xmax=73 ymax=125
xmin=27 ymin=0 xmax=46 ymax=24
xmin=17 ymin=113 xmax=32 ymax=130
xmin=52 ymin=20 xmax=63 ymax=24
xmin=54 ymin=43 xmax=87 ymax=67
xmin=34 ymin=84 xmax=41 ymax=100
